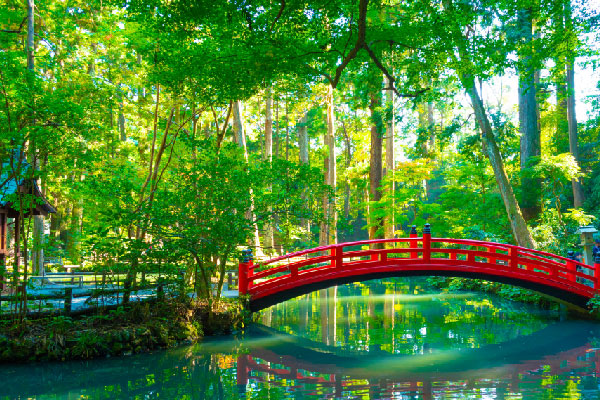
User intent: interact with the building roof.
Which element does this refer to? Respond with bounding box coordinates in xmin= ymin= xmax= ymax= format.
xmin=0 ymin=151 xmax=56 ymax=217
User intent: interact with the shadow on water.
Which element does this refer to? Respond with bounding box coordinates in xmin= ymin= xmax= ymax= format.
xmin=1 ymin=278 xmax=600 ymax=399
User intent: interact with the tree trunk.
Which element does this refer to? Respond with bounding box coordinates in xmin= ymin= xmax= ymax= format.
xmin=298 ymin=112 xmax=309 ymax=165
xmin=566 ymin=61 xmax=584 ymax=207
xmin=553 ymin=0 xmax=569 ymax=153
xmin=265 ymin=89 xmax=273 ymax=161
xmin=464 ymin=76 xmax=536 ymax=248
xmin=341 ymin=118 xmax=352 ymax=219
xmin=66 ymin=200 xmax=82 ymax=264
xmin=319 ymin=155 xmax=330 ymax=246
xmin=427 ymin=102 xmax=435 ymax=151
xmin=418 ymin=103 xmax=428 ymax=154
xmin=233 ymin=100 xmax=245 ymax=146
xmin=555 ymin=60 xmax=569 ymax=153
xmin=424 ymin=102 xmax=437 ymax=200
xmin=369 ymin=91 xmax=384 ymax=248
xmin=565 ymin=2 xmax=585 ymax=207
xmin=518 ymin=7 xmax=542 ymax=221
xmin=319 ymin=86 xmax=337 ymax=246
xmin=384 ymin=75 xmax=395 ymax=240
xmin=137 ymin=53 xmax=145 ymax=101
xmin=26 ymin=0 xmax=34 ymax=71
xmin=118 ymin=89 xmax=126 ymax=141
xmin=298 ymin=112 xmax=310 ymax=233
xmin=274 ymin=100 xmax=280 ymax=159
xmin=264 ymin=86 xmax=274 ymax=254
xmin=326 ymin=85 xmax=337 ymax=244
xmin=27 ymin=0 xmax=45 ymax=276
xmin=285 ymin=97 xmax=290 ymax=162
xmin=233 ymin=100 xmax=263 ymax=254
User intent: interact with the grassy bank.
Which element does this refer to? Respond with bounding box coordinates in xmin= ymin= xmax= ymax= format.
xmin=0 ymin=297 xmax=250 ymax=363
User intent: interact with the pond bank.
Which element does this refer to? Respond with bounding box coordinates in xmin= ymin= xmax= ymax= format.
xmin=0 ymin=297 xmax=250 ymax=363
xmin=426 ymin=276 xmax=600 ymax=317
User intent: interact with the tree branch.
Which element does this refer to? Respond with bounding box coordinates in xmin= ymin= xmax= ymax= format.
xmin=1 ymin=17 xmax=27 ymax=34
xmin=364 ymin=44 xmax=429 ymax=98
xmin=331 ymin=0 xmax=369 ymax=88
xmin=270 ymin=0 xmax=286 ymax=32
xmin=215 ymin=100 xmax=234 ymax=153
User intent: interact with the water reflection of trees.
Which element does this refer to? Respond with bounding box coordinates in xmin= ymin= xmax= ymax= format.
xmin=237 ymin=321 xmax=600 ymax=400
xmin=261 ymin=279 xmax=556 ymax=355
xmin=1 ymin=280 xmax=597 ymax=399
xmin=4 ymin=321 xmax=598 ymax=400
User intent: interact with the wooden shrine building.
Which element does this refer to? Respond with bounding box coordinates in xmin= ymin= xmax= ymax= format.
xmin=0 ymin=154 xmax=56 ymax=275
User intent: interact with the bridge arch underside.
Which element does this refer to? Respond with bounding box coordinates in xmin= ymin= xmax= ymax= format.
xmin=249 ymin=267 xmax=593 ymax=312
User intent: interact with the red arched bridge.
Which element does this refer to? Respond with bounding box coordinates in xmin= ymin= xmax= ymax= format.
xmin=238 ymin=225 xmax=600 ymax=311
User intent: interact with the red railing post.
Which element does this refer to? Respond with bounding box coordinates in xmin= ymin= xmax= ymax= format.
xmin=594 ymin=255 xmax=600 ymax=291
xmin=331 ymin=245 xmax=343 ymax=269
xmin=510 ymin=247 xmax=519 ymax=269
xmin=409 ymin=225 xmax=418 ymax=259
xmin=290 ymin=263 xmax=298 ymax=279
xmin=238 ymin=262 xmax=247 ymax=295
xmin=566 ymin=250 xmax=576 ymax=283
xmin=488 ymin=247 xmax=496 ymax=265
xmin=423 ymin=223 xmax=431 ymax=262
xmin=238 ymin=248 xmax=253 ymax=295
xmin=370 ymin=250 xmax=378 ymax=261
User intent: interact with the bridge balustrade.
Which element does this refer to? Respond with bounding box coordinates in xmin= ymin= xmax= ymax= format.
xmin=239 ymin=224 xmax=600 ymax=308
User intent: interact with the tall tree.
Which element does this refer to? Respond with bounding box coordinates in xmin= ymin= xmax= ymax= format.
xmin=319 ymin=85 xmax=337 ymax=245
xmin=564 ymin=0 xmax=585 ymax=207
xmin=232 ymin=100 xmax=263 ymax=253
xmin=437 ymin=0 xmax=536 ymax=248
xmin=384 ymin=75 xmax=395 ymax=240
xmin=298 ymin=113 xmax=309 ymax=165
xmin=517 ymin=6 xmax=542 ymax=221
xmin=264 ymin=85 xmax=275 ymax=253
xmin=369 ymin=87 xmax=384 ymax=247
xmin=27 ymin=0 xmax=45 ymax=276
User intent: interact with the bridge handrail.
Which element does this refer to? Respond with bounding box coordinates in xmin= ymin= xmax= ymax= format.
xmin=257 ymin=238 xmax=421 ymax=267
xmin=430 ymin=237 xmax=587 ymax=266
xmin=239 ymin=234 xmax=598 ymax=299
xmin=256 ymin=237 xmax=589 ymax=270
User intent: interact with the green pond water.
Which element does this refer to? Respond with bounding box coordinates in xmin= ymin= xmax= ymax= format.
xmin=2 ymin=278 xmax=600 ymax=399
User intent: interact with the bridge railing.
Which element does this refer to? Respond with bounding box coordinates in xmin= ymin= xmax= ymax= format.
xmin=239 ymin=224 xmax=598 ymax=298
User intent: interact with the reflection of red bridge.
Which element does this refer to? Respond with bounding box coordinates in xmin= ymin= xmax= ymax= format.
xmin=236 ymin=344 xmax=600 ymax=399
xmin=239 ymin=225 xmax=600 ymax=310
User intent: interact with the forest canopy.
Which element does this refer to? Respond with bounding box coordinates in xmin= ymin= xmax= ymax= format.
xmin=1 ymin=0 xmax=600 ymax=299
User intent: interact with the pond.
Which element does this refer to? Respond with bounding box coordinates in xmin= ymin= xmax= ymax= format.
xmin=2 ymin=278 xmax=600 ymax=399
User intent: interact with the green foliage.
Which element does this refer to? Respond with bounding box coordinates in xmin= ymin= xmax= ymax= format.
xmin=588 ymin=294 xmax=600 ymax=313
xmin=47 ymin=316 xmax=74 ymax=336
xmin=431 ymin=277 xmax=557 ymax=308
xmin=146 ymin=139 xmax=329 ymax=297
xmin=0 ymin=0 xmax=599 ymax=313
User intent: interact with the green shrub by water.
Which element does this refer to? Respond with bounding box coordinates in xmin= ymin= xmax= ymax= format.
xmin=0 ymin=297 xmax=249 ymax=363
